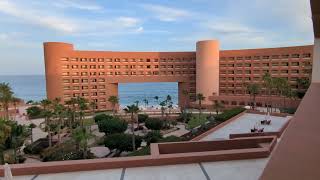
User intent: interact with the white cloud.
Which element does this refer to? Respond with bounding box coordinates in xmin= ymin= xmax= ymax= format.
xmin=141 ymin=4 xmax=191 ymax=22
xmin=0 ymin=0 xmax=78 ymax=33
xmin=53 ymin=0 xmax=103 ymax=11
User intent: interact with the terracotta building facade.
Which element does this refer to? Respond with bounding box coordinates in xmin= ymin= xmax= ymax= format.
xmin=44 ymin=40 xmax=313 ymax=110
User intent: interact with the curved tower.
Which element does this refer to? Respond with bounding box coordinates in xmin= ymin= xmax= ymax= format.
xmin=43 ymin=42 xmax=74 ymax=100
xmin=196 ymin=40 xmax=220 ymax=104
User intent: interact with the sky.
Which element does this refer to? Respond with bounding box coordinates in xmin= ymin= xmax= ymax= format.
xmin=0 ymin=0 xmax=314 ymax=75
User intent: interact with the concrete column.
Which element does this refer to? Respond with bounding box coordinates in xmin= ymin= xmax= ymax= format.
xmin=312 ymin=38 xmax=320 ymax=83
xmin=43 ymin=42 xmax=74 ymax=100
xmin=196 ymin=40 xmax=220 ymax=104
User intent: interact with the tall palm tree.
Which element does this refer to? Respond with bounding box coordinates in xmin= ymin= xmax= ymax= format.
xmin=77 ymin=97 xmax=88 ymax=127
xmin=143 ymin=98 xmax=149 ymax=109
xmin=134 ymin=100 xmax=140 ymax=107
xmin=0 ymin=118 xmax=11 ymax=164
xmin=52 ymin=99 xmax=66 ymax=144
xmin=159 ymin=101 xmax=166 ymax=120
xmin=28 ymin=123 xmax=36 ymax=143
xmin=123 ymin=104 xmax=140 ymax=151
xmin=196 ymin=93 xmax=205 ymax=117
xmin=212 ymin=100 xmax=224 ymax=115
xmin=108 ymin=96 xmax=119 ymax=115
xmin=154 ymin=96 xmax=159 ymax=105
xmin=89 ymin=101 xmax=97 ymax=115
xmin=263 ymin=73 xmax=273 ymax=113
xmin=72 ymin=127 xmax=93 ymax=159
xmin=0 ymin=83 xmax=14 ymax=120
xmin=182 ymin=90 xmax=189 ymax=110
xmin=246 ymin=83 xmax=260 ymax=110
xmin=40 ymin=99 xmax=53 ymax=147
xmin=65 ymin=98 xmax=77 ymax=127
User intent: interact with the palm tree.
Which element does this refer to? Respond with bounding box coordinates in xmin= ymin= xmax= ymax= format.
xmin=196 ymin=93 xmax=205 ymax=117
xmin=263 ymin=73 xmax=274 ymax=113
xmin=108 ymin=96 xmax=119 ymax=115
xmin=28 ymin=123 xmax=36 ymax=143
xmin=246 ymin=83 xmax=260 ymax=110
xmin=154 ymin=96 xmax=159 ymax=105
xmin=77 ymin=97 xmax=88 ymax=127
xmin=65 ymin=98 xmax=77 ymax=127
xmin=52 ymin=99 xmax=66 ymax=144
xmin=0 ymin=83 xmax=14 ymax=120
xmin=143 ymin=98 xmax=149 ymax=109
xmin=40 ymin=99 xmax=53 ymax=147
xmin=72 ymin=127 xmax=93 ymax=159
xmin=0 ymin=118 xmax=11 ymax=164
xmin=123 ymin=104 xmax=140 ymax=151
xmin=212 ymin=100 xmax=224 ymax=115
xmin=159 ymin=101 xmax=166 ymax=120
xmin=90 ymin=101 xmax=97 ymax=115
xmin=134 ymin=100 xmax=140 ymax=107
xmin=182 ymin=90 xmax=189 ymax=110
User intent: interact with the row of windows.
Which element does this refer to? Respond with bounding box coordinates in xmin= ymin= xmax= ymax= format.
xmin=61 ymin=57 xmax=196 ymax=63
xmin=61 ymin=64 xmax=195 ymax=70
xmin=220 ymin=53 xmax=311 ymax=61
xmin=220 ymin=69 xmax=311 ymax=75
xmin=220 ymin=61 xmax=311 ymax=68
xmin=62 ymin=70 xmax=196 ymax=77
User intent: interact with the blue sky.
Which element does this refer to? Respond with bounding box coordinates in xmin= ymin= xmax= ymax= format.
xmin=0 ymin=0 xmax=314 ymax=75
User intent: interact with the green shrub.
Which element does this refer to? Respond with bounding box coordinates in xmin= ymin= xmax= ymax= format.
xmin=280 ymin=107 xmax=297 ymax=114
xmin=177 ymin=111 xmax=192 ymax=123
xmin=138 ymin=114 xmax=149 ymax=123
xmin=145 ymin=118 xmax=163 ymax=130
xmin=23 ymin=138 xmax=49 ymax=154
xmin=159 ymin=135 xmax=186 ymax=143
xmin=127 ymin=146 xmax=150 ymax=156
xmin=144 ymin=131 xmax=163 ymax=145
xmin=104 ymin=133 xmax=142 ymax=152
xmin=94 ymin=114 xmax=113 ymax=123
xmin=97 ymin=116 xmax=128 ymax=135
xmin=187 ymin=115 xmax=208 ymax=129
xmin=26 ymin=106 xmax=44 ymax=119
xmin=215 ymin=107 xmax=245 ymax=122
xmin=41 ymin=141 xmax=93 ymax=162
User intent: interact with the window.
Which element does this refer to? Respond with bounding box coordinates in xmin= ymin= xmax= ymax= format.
xmin=291 ymin=54 xmax=300 ymax=58
xmin=61 ymin=57 xmax=68 ymax=61
xmin=98 ymin=58 xmax=104 ymax=62
xmin=81 ymin=72 xmax=88 ymax=76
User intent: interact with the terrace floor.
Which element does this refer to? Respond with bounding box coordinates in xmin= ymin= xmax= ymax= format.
xmin=200 ymin=113 xmax=290 ymax=141
xmin=9 ymin=158 xmax=269 ymax=180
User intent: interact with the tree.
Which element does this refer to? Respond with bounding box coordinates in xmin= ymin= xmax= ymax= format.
xmin=154 ymin=96 xmax=159 ymax=105
xmin=90 ymin=101 xmax=97 ymax=115
xmin=52 ymin=100 xmax=66 ymax=144
xmin=28 ymin=123 xmax=36 ymax=143
xmin=145 ymin=118 xmax=163 ymax=130
xmin=143 ymin=98 xmax=149 ymax=108
xmin=144 ymin=131 xmax=162 ymax=145
xmin=182 ymin=90 xmax=189 ymax=110
xmin=96 ymin=115 xmax=128 ymax=135
xmin=159 ymin=101 xmax=166 ymax=120
xmin=196 ymin=93 xmax=205 ymax=117
xmin=123 ymin=104 xmax=140 ymax=151
xmin=0 ymin=83 xmax=14 ymax=120
xmin=212 ymin=100 xmax=224 ymax=115
xmin=0 ymin=118 xmax=11 ymax=164
xmin=26 ymin=106 xmax=43 ymax=119
xmin=65 ymin=98 xmax=77 ymax=127
xmin=72 ymin=127 xmax=93 ymax=159
xmin=108 ymin=96 xmax=119 ymax=115
xmin=7 ymin=122 xmax=28 ymax=163
xmin=76 ymin=97 xmax=88 ymax=127
xmin=263 ymin=73 xmax=274 ymax=113
xmin=246 ymin=83 xmax=260 ymax=110
xmin=104 ymin=133 xmax=142 ymax=154
xmin=40 ymin=99 xmax=53 ymax=147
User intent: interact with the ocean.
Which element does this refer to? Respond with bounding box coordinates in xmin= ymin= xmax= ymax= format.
xmin=0 ymin=75 xmax=178 ymax=106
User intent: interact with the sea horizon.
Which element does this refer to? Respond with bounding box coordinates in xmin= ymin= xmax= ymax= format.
xmin=0 ymin=75 xmax=178 ymax=106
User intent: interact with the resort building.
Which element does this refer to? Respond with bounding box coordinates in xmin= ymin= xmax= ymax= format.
xmin=44 ymin=41 xmax=313 ymax=110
